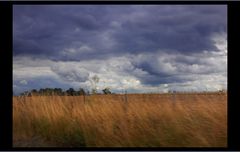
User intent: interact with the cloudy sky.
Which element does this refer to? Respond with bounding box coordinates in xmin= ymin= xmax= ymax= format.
xmin=13 ymin=5 xmax=227 ymax=94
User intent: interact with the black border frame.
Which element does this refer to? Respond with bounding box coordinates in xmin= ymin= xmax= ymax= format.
xmin=1 ymin=1 xmax=239 ymax=151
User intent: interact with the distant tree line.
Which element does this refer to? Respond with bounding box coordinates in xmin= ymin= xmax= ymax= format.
xmin=20 ymin=87 xmax=112 ymax=96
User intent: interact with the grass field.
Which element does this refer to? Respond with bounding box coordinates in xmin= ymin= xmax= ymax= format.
xmin=13 ymin=92 xmax=227 ymax=147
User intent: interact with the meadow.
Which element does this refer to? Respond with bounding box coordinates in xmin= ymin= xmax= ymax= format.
xmin=13 ymin=92 xmax=227 ymax=147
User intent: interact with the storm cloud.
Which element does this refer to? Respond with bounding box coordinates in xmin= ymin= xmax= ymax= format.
xmin=13 ymin=5 xmax=227 ymax=94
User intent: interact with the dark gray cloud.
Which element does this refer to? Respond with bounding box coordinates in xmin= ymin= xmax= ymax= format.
xmin=13 ymin=5 xmax=227 ymax=60
xmin=13 ymin=5 xmax=227 ymax=94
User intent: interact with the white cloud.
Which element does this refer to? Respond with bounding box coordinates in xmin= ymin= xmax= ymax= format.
xmin=19 ymin=80 xmax=28 ymax=85
xmin=51 ymin=63 xmax=89 ymax=82
xmin=212 ymin=32 xmax=227 ymax=55
xmin=13 ymin=66 xmax=57 ymax=80
xmin=61 ymin=45 xmax=94 ymax=58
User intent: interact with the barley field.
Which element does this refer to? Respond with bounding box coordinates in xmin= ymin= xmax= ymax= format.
xmin=13 ymin=93 xmax=227 ymax=147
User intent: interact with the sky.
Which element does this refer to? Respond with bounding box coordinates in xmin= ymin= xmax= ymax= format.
xmin=13 ymin=5 xmax=227 ymax=94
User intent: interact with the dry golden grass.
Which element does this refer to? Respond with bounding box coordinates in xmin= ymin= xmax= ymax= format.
xmin=13 ymin=93 xmax=227 ymax=147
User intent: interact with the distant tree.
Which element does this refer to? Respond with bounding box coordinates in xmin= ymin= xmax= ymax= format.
xmin=66 ymin=88 xmax=75 ymax=96
xmin=54 ymin=88 xmax=63 ymax=95
xmin=85 ymin=89 xmax=90 ymax=95
xmin=102 ymin=87 xmax=111 ymax=94
xmin=36 ymin=88 xmax=54 ymax=96
xmin=77 ymin=88 xmax=86 ymax=95
xmin=45 ymin=88 xmax=53 ymax=95
xmin=90 ymin=75 xmax=100 ymax=94
xmin=19 ymin=87 xmax=92 ymax=97
xmin=39 ymin=88 xmax=44 ymax=95
xmin=91 ymin=88 xmax=97 ymax=94
xmin=20 ymin=92 xmax=25 ymax=96
xmin=31 ymin=89 xmax=38 ymax=96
